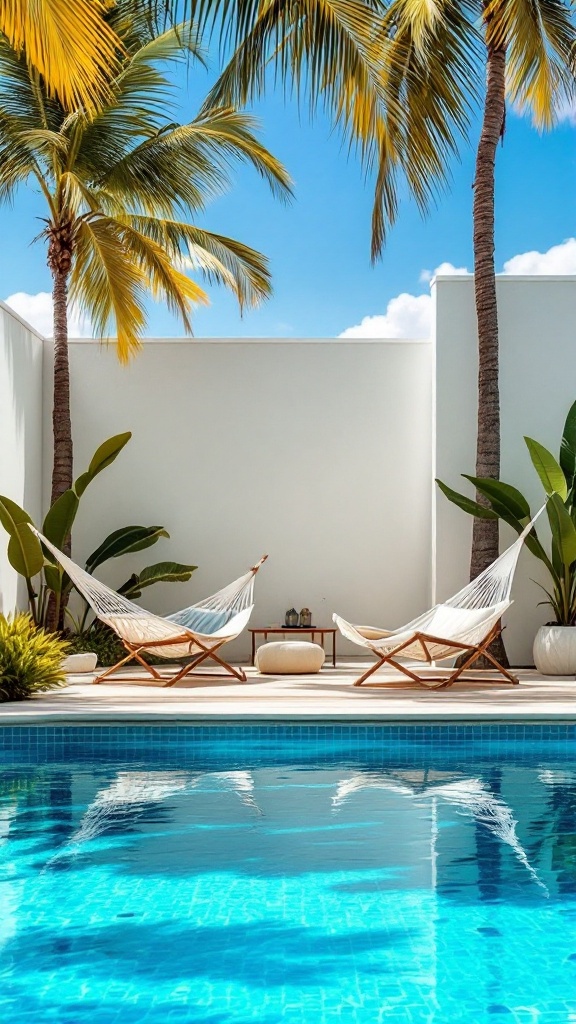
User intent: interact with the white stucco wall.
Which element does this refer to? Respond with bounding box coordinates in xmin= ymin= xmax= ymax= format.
xmin=433 ymin=275 xmax=576 ymax=664
xmin=4 ymin=274 xmax=575 ymax=665
xmin=43 ymin=338 xmax=433 ymax=659
xmin=0 ymin=303 xmax=44 ymax=613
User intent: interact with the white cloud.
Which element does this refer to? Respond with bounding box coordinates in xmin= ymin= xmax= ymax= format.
xmin=502 ymin=238 xmax=576 ymax=275
xmin=340 ymin=262 xmax=468 ymax=339
xmin=339 ymin=292 xmax=433 ymax=339
xmin=340 ymin=241 xmax=576 ymax=340
xmin=419 ymin=262 xmax=469 ymax=283
xmin=4 ymin=291 xmax=92 ymax=338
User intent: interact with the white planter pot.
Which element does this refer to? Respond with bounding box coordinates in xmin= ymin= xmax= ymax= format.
xmin=533 ymin=625 xmax=576 ymax=675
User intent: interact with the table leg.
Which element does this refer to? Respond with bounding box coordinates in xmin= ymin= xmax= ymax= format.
xmin=251 ymin=632 xmax=256 ymax=665
xmin=332 ymin=632 xmax=336 ymax=668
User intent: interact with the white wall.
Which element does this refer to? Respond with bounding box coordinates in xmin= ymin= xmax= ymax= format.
xmin=433 ymin=274 xmax=576 ymax=664
xmin=0 ymin=303 xmax=43 ymax=613
xmin=43 ymin=338 xmax=433 ymax=659
xmin=4 ymin=274 xmax=576 ymax=665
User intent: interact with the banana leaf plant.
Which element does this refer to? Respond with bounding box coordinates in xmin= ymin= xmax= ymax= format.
xmin=0 ymin=433 xmax=196 ymax=630
xmin=71 ymin=525 xmax=197 ymax=633
xmin=437 ymin=399 xmax=576 ymax=627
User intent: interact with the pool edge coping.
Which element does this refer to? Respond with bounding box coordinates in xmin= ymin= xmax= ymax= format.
xmin=1 ymin=710 xmax=576 ymax=725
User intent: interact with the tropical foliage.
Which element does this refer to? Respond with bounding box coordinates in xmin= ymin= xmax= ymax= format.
xmin=195 ymin=0 xmax=475 ymax=260
xmin=66 ymin=624 xmax=126 ymax=667
xmin=0 ymin=433 xmax=196 ymax=630
xmin=437 ymin=399 xmax=576 ymax=627
xmin=0 ymin=0 xmax=121 ymax=113
xmin=0 ymin=7 xmax=291 ymax=504
xmin=0 ymin=614 xmax=69 ymax=701
xmin=193 ymin=0 xmax=575 ymax=254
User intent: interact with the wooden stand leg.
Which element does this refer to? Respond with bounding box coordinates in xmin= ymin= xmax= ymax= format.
xmin=354 ymin=656 xmax=387 ymax=686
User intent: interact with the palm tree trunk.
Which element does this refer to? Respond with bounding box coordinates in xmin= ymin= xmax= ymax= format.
xmin=47 ymin=228 xmax=74 ymax=632
xmin=470 ymin=36 xmax=508 ymax=666
xmin=51 ymin=265 xmax=73 ymax=506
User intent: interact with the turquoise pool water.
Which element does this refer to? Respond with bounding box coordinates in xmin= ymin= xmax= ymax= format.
xmin=0 ymin=724 xmax=575 ymax=1023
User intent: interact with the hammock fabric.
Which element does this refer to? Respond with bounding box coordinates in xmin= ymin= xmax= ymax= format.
xmin=333 ymin=507 xmax=545 ymax=689
xmin=33 ymin=528 xmax=267 ymax=685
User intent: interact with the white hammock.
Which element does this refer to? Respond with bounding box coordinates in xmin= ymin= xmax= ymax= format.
xmin=334 ymin=507 xmax=545 ymax=687
xmin=33 ymin=528 xmax=267 ymax=683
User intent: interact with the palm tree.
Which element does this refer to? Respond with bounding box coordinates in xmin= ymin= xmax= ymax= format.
xmin=0 ymin=12 xmax=291 ymax=507
xmin=0 ymin=0 xmax=122 ymax=113
xmin=371 ymin=0 xmax=575 ymax=662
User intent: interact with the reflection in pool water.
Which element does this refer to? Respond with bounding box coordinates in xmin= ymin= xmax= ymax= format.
xmin=0 ymin=727 xmax=575 ymax=1023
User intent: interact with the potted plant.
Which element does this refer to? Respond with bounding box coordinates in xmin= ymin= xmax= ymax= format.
xmin=437 ymin=398 xmax=576 ymax=675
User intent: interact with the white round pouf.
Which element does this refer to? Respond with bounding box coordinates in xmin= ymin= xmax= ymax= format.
xmin=62 ymin=652 xmax=98 ymax=674
xmin=255 ymin=641 xmax=325 ymax=675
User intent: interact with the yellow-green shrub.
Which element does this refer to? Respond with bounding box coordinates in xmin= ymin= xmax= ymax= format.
xmin=0 ymin=614 xmax=69 ymax=702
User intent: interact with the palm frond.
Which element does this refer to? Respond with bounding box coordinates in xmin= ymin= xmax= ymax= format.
xmin=0 ymin=0 xmax=121 ymax=113
xmin=485 ymin=0 xmax=576 ymax=128
xmin=173 ymin=108 xmax=293 ymax=200
xmin=56 ymin=171 xmax=101 ymax=217
xmin=0 ymin=38 xmax=63 ymax=131
xmin=128 ymin=215 xmax=272 ymax=308
xmin=378 ymin=0 xmax=480 ymax=197
xmin=203 ymin=0 xmax=391 ymax=118
xmin=0 ymin=132 xmax=40 ymax=199
xmin=108 ymin=216 xmax=208 ymax=328
xmin=71 ymin=214 xmax=208 ymax=357
xmin=70 ymin=215 xmax=148 ymax=363
xmin=201 ymin=0 xmax=479 ymax=257
xmin=100 ymin=107 xmax=292 ymax=216
xmin=17 ymin=128 xmax=70 ymax=166
xmin=351 ymin=0 xmax=480 ymax=254
xmin=129 ymin=18 xmax=207 ymax=66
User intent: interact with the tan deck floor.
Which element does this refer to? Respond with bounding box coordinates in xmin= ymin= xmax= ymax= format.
xmin=0 ymin=660 xmax=574 ymax=722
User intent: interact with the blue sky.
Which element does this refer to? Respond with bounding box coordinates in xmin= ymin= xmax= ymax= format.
xmin=2 ymin=51 xmax=575 ymax=339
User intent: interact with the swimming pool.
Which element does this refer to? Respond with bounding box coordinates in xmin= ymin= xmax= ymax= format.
xmin=0 ymin=723 xmax=575 ymax=1023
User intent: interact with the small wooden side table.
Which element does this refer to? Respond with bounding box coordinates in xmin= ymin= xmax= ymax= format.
xmin=249 ymin=627 xmax=338 ymax=668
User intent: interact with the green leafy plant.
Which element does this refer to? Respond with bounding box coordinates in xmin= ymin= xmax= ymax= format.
xmin=66 ymin=623 xmax=125 ymax=666
xmin=437 ymin=399 xmax=576 ymax=626
xmin=0 ymin=432 xmax=131 ymax=626
xmin=0 ymin=614 xmax=69 ymax=702
xmin=66 ymin=623 xmax=166 ymax=667
xmin=0 ymin=433 xmax=196 ymax=631
xmin=70 ymin=526 xmax=196 ymax=634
